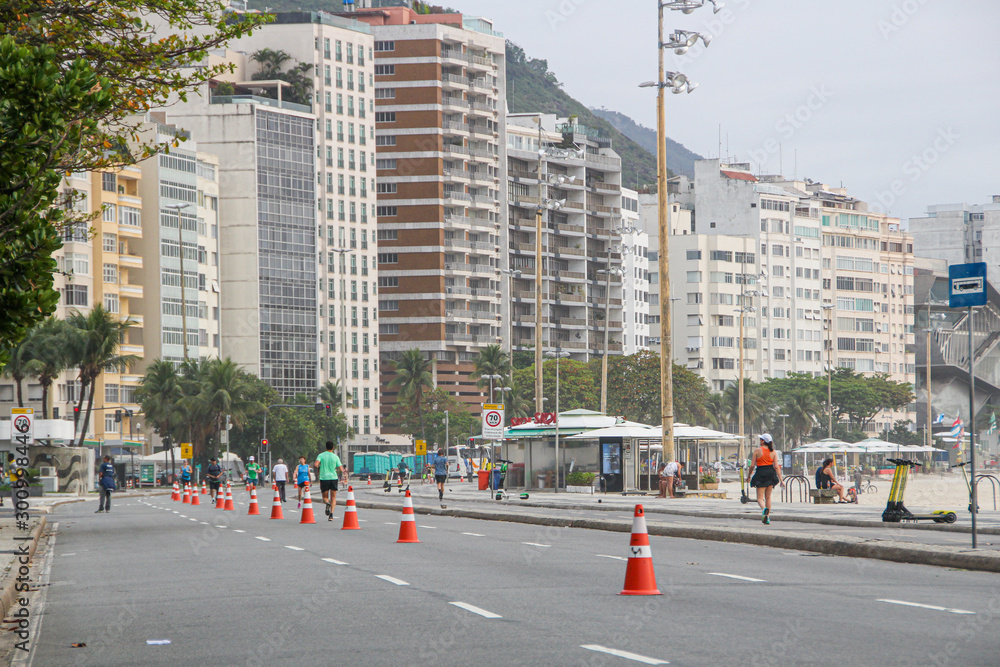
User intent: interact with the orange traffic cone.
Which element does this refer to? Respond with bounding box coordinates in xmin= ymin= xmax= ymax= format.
xmin=620 ymin=505 xmax=661 ymax=596
xmin=270 ymin=487 xmax=284 ymax=519
xmin=396 ymin=489 xmax=420 ymax=543
xmin=215 ymin=486 xmax=226 ymax=509
xmin=223 ymin=484 xmax=235 ymax=511
xmin=182 ymin=484 xmax=191 ymax=504
xmin=171 ymin=482 xmax=180 ymax=501
xmin=201 ymin=481 xmax=208 ymax=495
xmin=299 ymin=484 xmax=316 ymax=524
xmin=190 ymin=485 xmax=201 ymax=506
xmin=247 ymin=487 xmax=260 ymax=515
xmin=342 ymin=486 xmax=360 ymax=530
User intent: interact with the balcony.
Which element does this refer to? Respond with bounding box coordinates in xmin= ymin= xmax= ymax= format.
xmin=120 ymin=344 xmax=145 ymax=356
xmin=555 ymin=223 xmax=586 ymax=235
xmin=445 ymin=262 xmax=495 ymax=275
xmin=119 ymin=254 xmax=143 ymax=269
xmin=444 ymin=144 xmax=469 ymax=156
xmin=119 ymin=284 xmax=143 ymax=298
xmin=443 ymin=121 xmax=469 ymax=136
xmin=591 ymin=182 xmax=621 ymax=193
xmin=118 ymin=194 xmax=142 ymax=207
xmin=552 ymin=270 xmax=586 ymax=282
xmin=468 ymin=123 xmax=493 ymax=137
xmin=444 ymin=168 xmax=471 ymax=181
xmin=442 ymin=73 xmax=466 ymax=90
xmin=442 ymin=96 xmax=470 ymax=110
xmin=469 ymin=78 xmax=490 ymax=91
xmin=554 ymin=291 xmax=586 ymax=303
xmin=558 ymin=317 xmax=587 ymax=327
xmin=445 ymin=191 xmax=472 ymax=202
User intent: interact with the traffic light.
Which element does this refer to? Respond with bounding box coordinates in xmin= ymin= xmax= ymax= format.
xmin=114 ymin=409 xmax=122 ymax=423
xmin=325 ymin=404 xmax=333 ymax=417
xmin=261 ymin=438 xmax=269 ymax=453
xmin=73 ymin=406 xmax=80 ymax=426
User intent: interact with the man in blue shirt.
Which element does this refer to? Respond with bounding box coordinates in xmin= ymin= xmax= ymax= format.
xmin=294 ymin=456 xmax=310 ymax=508
xmin=96 ymin=455 xmax=116 ymax=513
xmin=433 ymin=448 xmax=449 ymax=501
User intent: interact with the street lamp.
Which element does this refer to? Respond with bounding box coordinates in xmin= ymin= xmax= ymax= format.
xmin=922 ymin=304 xmax=949 ymax=450
xmin=597 ymin=266 xmax=626 ymax=414
xmin=640 ymin=0 xmax=715 ymax=468
xmin=545 ymin=350 xmax=570 ymax=492
xmin=501 ymin=268 xmax=521 ymax=380
xmin=778 ymin=413 xmax=789 ymax=450
xmin=329 ymin=247 xmax=353 ymax=419
xmin=821 ymin=303 xmax=835 ymax=437
xmin=163 ymin=203 xmax=195 ymax=360
xmin=482 ymin=374 xmax=503 ymax=403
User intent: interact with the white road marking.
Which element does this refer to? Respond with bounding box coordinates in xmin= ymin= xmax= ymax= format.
xmin=449 ymin=602 xmax=501 ymax=619
xmin=189 ymin=518 xmax=198 ymax=522
xmin=358 ymin=519 xmax=367 ymax=522
xmin=233 ymin=529 xmax=246 ymax=533
xmin=60 ymin=553 xmax=76 ymax=557
xmin=384 ymin=522 xmax=396 ymax=525
xmin=200 ymin=522 xmax=209 ymax=525
xmin=322 ymin=558 xmax=348 ymax=565
xmin=596 ymin=554 xmax=628 ymax=562
xmin=255 ymin=536 xmax=271 ymax=542
xmin=285 ymin=546 xmax=304 ymax=551
xmin=462 ymin=532 xmax=485 ymax=537
xmin=522 ymin=542 xmax=551 ymax=548
xmin=172 ymin=511 xmax=179 ymax=514
xmin=877 ymin=599 xmax=975 ymax=615
xmin=418 ymin=525 xmax=437 ymax=529
xmin=179 ymin=515 xmax=187 ymax=518
xmin=375 ymin=575 xmax=409 ymax=586
xmin=706 ymin=573 xmax=765 ymax=583
xmin=581 ymin=644 xmax=668 ymax=665
xmin=215 ymin=526 xmax=227 ymax=529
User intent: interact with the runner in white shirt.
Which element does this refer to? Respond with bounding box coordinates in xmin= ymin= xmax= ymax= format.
xmin=272 ymin=459 xmax=289 ymax=503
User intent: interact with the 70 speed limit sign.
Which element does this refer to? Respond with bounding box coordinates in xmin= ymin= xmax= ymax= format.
xmin=482 ymin=403 xmax=505 ymax=440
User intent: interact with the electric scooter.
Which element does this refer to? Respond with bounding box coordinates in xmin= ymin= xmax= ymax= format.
xmin=950 ymin=461 xmax=980 ymax=513
xmin=739 ymin=462 xmax=750 ymax=504
xmin=881 ymin=458 xmax=957 ymax=524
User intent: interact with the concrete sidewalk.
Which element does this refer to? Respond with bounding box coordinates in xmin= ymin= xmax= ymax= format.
xmin=346 ymin=477 xmax=1000 ymax=573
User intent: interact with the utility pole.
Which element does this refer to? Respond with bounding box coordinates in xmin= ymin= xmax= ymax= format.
xmin=656 ymin=1 xmax=675 ymax=464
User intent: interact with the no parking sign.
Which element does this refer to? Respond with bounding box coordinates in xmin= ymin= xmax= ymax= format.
xmin=482 ymin=404 xmax=505 ymax=440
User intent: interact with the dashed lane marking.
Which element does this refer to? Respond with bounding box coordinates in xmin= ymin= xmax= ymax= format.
xmin=375 ymin=575 xmax=409 ymax=586
xmin=522 ymin=542 xmax=550 ymax=548
xmin=596 ymin=554 xmax=627 ymax=562
xmin=877 ymin=599 xmax=975 ymax=614
xmin=462 ymin=532 xmax=485 ymax=537
xmin=706 ymin=573 xmax=765 ymax=583
xmin=322 ymin=558 xmax=348 ymax=565
xmin=449 ymin=602 xmax=501 ymax=619
xmin=255 ymin=536 xmax=271 ymax=542
xmin=285 ymin=546 xmax=304 ymax=551
xmin=580 ymin=645 xmax=668 ymax=665
xmin=233 ymin=530 xmax=246 ymax=533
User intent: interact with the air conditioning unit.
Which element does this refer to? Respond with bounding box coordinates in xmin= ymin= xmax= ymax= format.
xmin=39 ymin=467 xmax=56 ymax=477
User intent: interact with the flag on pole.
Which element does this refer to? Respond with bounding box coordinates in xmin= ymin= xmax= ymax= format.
xmin=933 ymin=413 xmax=945 ymax=425
xmin=988 ymin=412 xmax=997 ymax=435
xmin=949 ymin=417 xmax=962 ymax=438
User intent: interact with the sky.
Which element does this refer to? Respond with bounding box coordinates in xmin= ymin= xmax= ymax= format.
xmin=455 ymin=0 xmax=999 ymax=222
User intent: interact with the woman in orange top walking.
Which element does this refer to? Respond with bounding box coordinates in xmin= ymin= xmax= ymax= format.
xmin=747 ymin=433 xmax=783 ymax=524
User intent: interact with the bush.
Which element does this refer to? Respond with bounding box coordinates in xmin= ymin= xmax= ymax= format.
xmin=700 ymin=474 xmax=717 ymax=485
xmin=566 ymin=471 xmax=596 ymax=487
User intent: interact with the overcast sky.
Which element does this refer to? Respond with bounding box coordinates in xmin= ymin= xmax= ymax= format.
xmin=456 ymin=0 xmax=999 ymax=222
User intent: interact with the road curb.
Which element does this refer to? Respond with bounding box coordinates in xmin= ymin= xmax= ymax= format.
xmin=351 ymin=498 xmax=1000 ymax=574
xmin=0 ymin=517 xmax=48 ymax=620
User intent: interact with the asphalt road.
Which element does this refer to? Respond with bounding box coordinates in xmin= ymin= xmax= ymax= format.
xmin=27 ymin=493 xmax=1000 ymax=666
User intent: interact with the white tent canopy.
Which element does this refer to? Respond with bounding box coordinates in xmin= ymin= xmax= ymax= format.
xmin=140 ymin=448 xmax=242 ymax=462
xmin=564 ymin=424 xmax=661 ymax=440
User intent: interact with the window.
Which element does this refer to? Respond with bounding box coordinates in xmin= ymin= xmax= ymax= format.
xmin=374 ymin=64 xmax=395 ymax=75
xmin=61 ymin=285 xmax=88 ymax=306
xmin=686 ymin=250 xmax=701 ymax=260
xmin=376 ymin=158 xmax=397 ymax=169
xmin=374 ymin=40 xmax=395 ymax=51
xmin=103 ymin=233 xmax=118 ymax=253
xmin=119 ymin=206 xmax=141 ymax=227
xmin=379 ymin=324 xmax=399 ymax=335
xmin=710 ymin=250 xmax=732 ymax=262
xmin=105 ymin=383 xmax=120 ymax=403
xmin=375 ymin=87 xmax=395 ymax=99
xmin=377 ymin=229 xmax=398 ymax=241
xmin=375 ymin=111 xmax=396 ymax=123
xmin=686 ymin=271 xmax=701 ymax=283
xmin=687 ymin=293 xmax=702 ymax=304
xmin=103 ymin=263 xmax=118 ymax=284
xmin=376 ymin=183 xmax=397 ymax=194
xmin=379 ymin=299 xmax=399 ymax=311
xmin=378 ymin=276 xmax=398 ymax=288
xmin=102 ymin=204 xmax=117 ymax=223
xmin=104 ymin=293 xmax=119 ymax=314
xmin=375 ymin=135 xmax=396 ymax=146
xmin=102 ymin=172 xmax=117 ymax=192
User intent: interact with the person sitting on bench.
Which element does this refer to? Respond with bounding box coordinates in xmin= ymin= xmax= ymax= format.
xmin=815 ymin=458 xmax=849 ymax=503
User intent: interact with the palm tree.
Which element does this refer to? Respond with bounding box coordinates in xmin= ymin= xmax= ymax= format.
xmin=703 ymin=393 xmax=728 ymax=430
xmin=319 ymin=379 xmax=343 ymax=412
xmin=281 ymin=61 xmax=314 ymax=105
xmin=137 ymin=360 xmax=185 ymax=478
xmin=785 ymin=392 xmax=821 ymax=448
xmin=722 ymin=379 xmax=767 ymax=435
xmin=66 ymin=306 xmax=137 ymax=447
xmin=23 ymin=318 xmax=73 ymax=418
xmin=197 ymin=358 xmax=262 ymax=460
xmin=471 ymin=344 xmax=509 ymax=396
xmin=0 ymin=333 xmax=35 ymax=407
xmin=250 ymin=48 xmax=291 ymax=80
xmin=388 ymin=349 xmax=434 ymax=443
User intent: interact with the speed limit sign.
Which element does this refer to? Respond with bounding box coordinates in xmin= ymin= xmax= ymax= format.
xmin=482 ymin=403 xmax=505 ymax=440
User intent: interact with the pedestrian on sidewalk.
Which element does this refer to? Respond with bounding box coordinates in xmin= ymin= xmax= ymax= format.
xmin=272 ymin=459 xmax=288 ymax=502
xmin=245 ymin=456 xmax=261 ymax=490
xmin=180 ymin=461 xmax=192 ymax=488
xmin=815 ymin=458 xmax=849 ymax=503
xmin=295 ymin=456 xmax=310 ymax=508
xmin=206 ymin=457 xmax=223 ymax=502
xmin=3 ymin=453 xmax=20 ymax=507
xmin=747 ymin=434 xmax=783 ymax=524
xmin=397 ymin=458 xmax=409 ymax=486
xmin=96 ymin=455 xmax=116 ymax=513
xmin=432 ymin=448 xmax=449 ymax=501
xmin=664 ymin=459 xmax=680 ymax=498
xmin=656 ymin=463 xmax=669 ymax=497
xmin=314 ymin=441 xmax=347 ymax=522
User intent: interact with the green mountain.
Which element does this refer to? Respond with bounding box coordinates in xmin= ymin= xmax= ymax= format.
xmin=591 ymin=107 xmax=701 ymax=178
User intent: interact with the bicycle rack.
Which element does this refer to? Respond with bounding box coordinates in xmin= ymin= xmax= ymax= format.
xmin=781 ymin=475 xmax=810 ymax=503
xmin=974 ymin=474 xmax=1000 ymax=510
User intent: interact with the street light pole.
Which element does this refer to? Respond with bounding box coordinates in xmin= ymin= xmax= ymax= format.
xmin=822 ymin=304 xmax=835 ymax=437
xmin=546 ymin=350 xmax=570 ymax=492
xmin=656 ymin=1 xmax=675 ymax=466
xmin=598 ymin=266 xmax=624 ymax=414
xmin=502 ymin=268 xmax=521 ymax=381
xmin=535 ymin=119 xmax=546 ymax=415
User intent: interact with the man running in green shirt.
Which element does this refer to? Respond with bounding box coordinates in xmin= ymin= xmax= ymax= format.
xmin=245 ymin=456 xmax=262 ymax=490
xmin=314 ymin=441 xmax=347 ymax=522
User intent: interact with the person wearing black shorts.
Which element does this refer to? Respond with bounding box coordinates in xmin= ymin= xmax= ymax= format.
xmin=206 ymin=457 xmax=223 ymax=502
xmin=432 ymin=448 xmax=449 ymax=501
xmin=315 ymin=441 xmax=347 ymax=521
xmin=747 ymin=434 xmax=784 ymax=524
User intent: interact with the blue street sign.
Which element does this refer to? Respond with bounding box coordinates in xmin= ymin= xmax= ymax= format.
xmin=949 ymin=262 xmax=987 ymax=308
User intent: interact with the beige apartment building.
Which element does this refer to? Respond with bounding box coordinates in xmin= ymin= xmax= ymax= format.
xmin=346 ymin=6 xmax=507 ymax=424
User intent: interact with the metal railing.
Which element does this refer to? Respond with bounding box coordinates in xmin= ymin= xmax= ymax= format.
xmin=781 ymin=475 xmax=810 ymax=503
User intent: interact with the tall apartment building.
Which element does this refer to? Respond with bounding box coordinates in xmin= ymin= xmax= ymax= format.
xmin=506 ymin=114 xmax=626 ymax=362
xmin=639 ymin=190 xmax=693 ymax=350
xmin=620 ymin=188 xmax=650 ymax=353
xmin=134 ymin=117 xmax=222 ymax=367
xmin=659 ymin=159 xmax=915 ymax=433
xmin=227 ymin=12 xmax=381 ymax=434
xmin=0 ymin=166 xmax=147 ymax=446
xmin=345 ymin=6 xmax=507 ymax=424
xmin=909 ymin=196 xmax=1000 ymax=268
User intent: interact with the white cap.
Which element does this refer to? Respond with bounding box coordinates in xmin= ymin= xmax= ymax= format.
xmin=249 ymin=456 xmax=255 ymax=461
xmin=759 ymin=433 xmax=773 ymax=444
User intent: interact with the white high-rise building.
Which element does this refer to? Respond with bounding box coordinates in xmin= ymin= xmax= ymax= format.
xmin=620 ymin=188 xmax=650 ymax=353
xmin=909 ymin=196 xmax=1000 ymax=268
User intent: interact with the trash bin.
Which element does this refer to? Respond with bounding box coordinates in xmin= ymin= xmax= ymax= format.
xmin=477 ymin=470 xmax=489 ymax=491
xmin=491 ymin=470 xmax=503 ymax=490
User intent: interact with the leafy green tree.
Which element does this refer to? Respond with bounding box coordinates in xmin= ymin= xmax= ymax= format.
xmin=23 ymin=318 xmax=73 ymax=418
xmin=137 ymin=360 xmax=186 ymax=475
xmin=196 ymin=358 xmax=263 ymax=461
xmin=783 ymin=391 xmax=821 ymax=448
xmin=66 ymin=306 xmax=137 ymax=447
xmin=318 ymin=379 xmax=343 ymax=412
xmin=250 ymin=49 xmax=313 ymax=105
xmin=0 ymin=334 xmax=33 ymax=408
xmin=471 ymin=344 xmax=509 ymax=396
xmin=0 ymin=37 xmax=113 ymax=368
xmin=513 ymin=359 xmax=599 ymax=413
xmin=388 ymin=349 xmax=434 ymax=442
xmin=723 ymin=379 xmax=768 ymax=434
